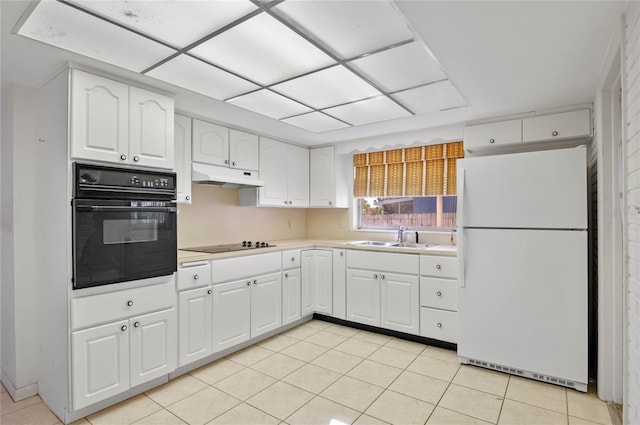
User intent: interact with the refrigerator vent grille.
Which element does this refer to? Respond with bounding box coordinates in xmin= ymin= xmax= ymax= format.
xmin=469 ymin=359 xmax=524 ymax=375
xmin=467 ymin=359 xmax=577 ymax=388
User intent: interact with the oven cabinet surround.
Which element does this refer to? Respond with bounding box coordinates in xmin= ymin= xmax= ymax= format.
xmin=282 ymin=250 xmax=302 ymax=325
xmin=70 ymin=68 xmax=174 ymax=169
xmin=346 ymin=250 xmax=420 ymax=335
xmin=210 ymin=252 xmax=282 ymax=352
xmin=70 ymin=279 xmax=176 ymax=411
xmin=309 ymin=146 xmax=349 ymax=208
xmin=463 ymin=108 xmax=591 ymax=152
xmin=192 ymin=119 xmax=259 ymax=171
xmin=239 ymin=137 xmax=309 ymax=207
xmin=301 ymin=249 xmax=334 ymax=316
xmin=174 ymin=114 xmax=192 ymax=203
xmin=419 ymin=255 xmax=459 ymax=343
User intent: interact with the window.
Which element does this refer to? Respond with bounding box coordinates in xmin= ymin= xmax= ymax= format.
xmin=353 ymin=142 xmax=463 ymax=230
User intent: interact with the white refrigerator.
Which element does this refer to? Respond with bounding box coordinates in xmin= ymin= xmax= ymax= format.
xmin=456 ymin=146 xmax=588 ymax=392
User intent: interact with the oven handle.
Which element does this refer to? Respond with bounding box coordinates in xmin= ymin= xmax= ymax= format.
xmin=76 ymin=205 xmax=177 ymax=213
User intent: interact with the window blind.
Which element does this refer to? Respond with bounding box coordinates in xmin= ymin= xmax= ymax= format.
xmin=353 ymin=141 xmax=464 ymax=197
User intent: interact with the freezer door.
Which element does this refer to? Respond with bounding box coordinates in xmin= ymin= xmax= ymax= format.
xmin=457 ymin=147 xmax=587 ymax=229
xmin=458 ymin=228 xmax=587 ymax=385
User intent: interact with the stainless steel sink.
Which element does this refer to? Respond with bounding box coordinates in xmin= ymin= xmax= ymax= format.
xmin=347 ymin=241 xmax=399 ymax=247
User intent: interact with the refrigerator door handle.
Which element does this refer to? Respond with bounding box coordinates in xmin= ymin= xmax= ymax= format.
xmin=458 ymin=229 xmax=465 ymax=287
xmin=457 ymin=168 xmax=465 ymax=287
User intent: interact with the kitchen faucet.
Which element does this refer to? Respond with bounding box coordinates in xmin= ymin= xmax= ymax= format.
xmin=397 ymin=224 xmax=405 ymax=242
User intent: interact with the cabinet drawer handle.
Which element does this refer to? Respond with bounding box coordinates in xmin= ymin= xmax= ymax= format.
xmin=291 ymin=257 xmax=296 ymax=262
xmin=133 ymin=156 xmax=139 ymax=162
xmin=207 ymin=289 xmax=212 ymax=294
xmin=193 ymin=274 xmax=199 ymax=280
xmin=127 ymin=300 xmax=133 ymax=307
xmin=489 ymin=138 xmax=495 ymax=144
xmin=329 ymin=201 xmax=333 ymax=206
xmin=285 ymin=273 xmax=289 ymax=278
xmin=120 ymin=154 xmax=127 ymax=161
xmin=436 ymin=265 xmax=441 ymax=270
xmin=225 ymin=159 xmax=230 ymax=164
xmin=121 ymin=325 xmax=128 ymax=332
xmin=552 ymin=131 xmax=559 ymax=136
xmin=247 ymin=281 xmax=251 ymax=286
xmin=437 ymin=323 xmax=442 ymax=328
xmin=373 ymin=274 xmax=378 ymax=279
xmin=380 ymin=274 xmax=385 ymax=279
xmin=436 ymin=291 xmax=442 ymax=297
xmin=133 ymin=322 xmax=140 ymax=328
xmin=232 ymin=161 xmax=237 ymax=166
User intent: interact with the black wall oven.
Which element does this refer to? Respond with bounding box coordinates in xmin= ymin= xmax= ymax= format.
xmin=73 ymin=163 xmax=177 ymax=290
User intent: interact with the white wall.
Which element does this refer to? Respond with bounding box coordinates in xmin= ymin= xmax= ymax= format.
xmin=0 ymin=85 xmax=38 ymax=400
xmin=623 ymin=3 xmax=640 ymax=424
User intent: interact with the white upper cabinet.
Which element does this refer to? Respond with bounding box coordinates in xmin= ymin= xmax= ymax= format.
xmin=522 ymin=109 xmax=591 ymax=143
xmin=70 ymin=69 xmax=174 ymax=169
xmin=174 ymin=114 xmax=192 ymax=203
xmin=463 ymin=119 xmax=522 ymax=150
xmin=287 ymin=144 xmax=310 ymax=207
xmin=309 ymin=146 xmax=349 ymax=208
xmin=192 ymin=119 xmax=259 ymax=171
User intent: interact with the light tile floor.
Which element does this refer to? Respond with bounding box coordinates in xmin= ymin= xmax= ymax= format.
xmin=1 ymin=320 xmax=616 ymax=425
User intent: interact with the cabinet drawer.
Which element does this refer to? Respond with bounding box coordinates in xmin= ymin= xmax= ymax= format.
xmin=420 ymin=255 xmax=458 ymax=279
xmin=420 ymin=277 xmax=458 ymax=311
xmin=211 ymin=252 xmax=281 ymax=283
xmin=420 ymin=307 xmax=458 ymax=343
xmin=71 ymin=280 xmax=175 ymax=330
xmin=282 ymin=250 xmax=301 ymax=269
xmin=463 ymin=119 xmax=522 ymax=150
xmin=522 ymin=109 xmax=590 ymax=143
xmin=347 ymin=250 xmax=419 ymax=274
xmin=177 ymin=261 xmax=211 ymax=290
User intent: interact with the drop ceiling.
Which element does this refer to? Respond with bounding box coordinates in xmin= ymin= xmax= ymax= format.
xmin=1 ymin=1 xmax=626 ymax=146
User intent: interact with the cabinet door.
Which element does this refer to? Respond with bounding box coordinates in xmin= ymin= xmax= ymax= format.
xmin=287 ymin=144 xmax=309 ymax=207
xmin=192 ymin=119 xmax=229 ymax=166
xmin=313 ymin=250 xmax=333 ymax=315
xmin=72 ymin=320 xmax=129 ymax=410
xmin=212 ymin=279 xmax=251 ymax=352
xmin=70 ymin=69 xmax=129 ymax=164
xmin=332 ymin=249 xmax=347 ymax=320
xmin=282 ymin=269 xmax=301 ymax=325
xmin=178 ymin=287 xmax=212 ymax=367
xmin=230 ymin=129 xmax=259 ymax=171
xmin=175 ymin=114 xmax=192 ymax=203
xmin=258 ymin=138 xmax=288 ymax=206
xmin=381 ymin=272 xmax=419 ymax=335
xmin=346 ymin=269 xmax=380 ymax=326
xmin=129 ymin=86 xmax=175 ymax=169
xmin=522 ymin=109 xmax=591 ymax=143
xmin=129 ymin=308 xmax=177 ymax=388
xmin=301 ymin=251 xmax=315 ymax=316
xmin=463 ymin=119 xmax=522 ymax=150
xmin=309 ymin=146 xmax=335 ymax=207
xmin=251 ymin=272 xmax=282 ymax=338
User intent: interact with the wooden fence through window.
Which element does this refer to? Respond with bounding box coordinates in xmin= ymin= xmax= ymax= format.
xmin=360 ymin=213 xmax=457 ymax=229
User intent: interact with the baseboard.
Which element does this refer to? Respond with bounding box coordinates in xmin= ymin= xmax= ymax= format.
xmin=1 ymin=371 xmax=38 ymax=401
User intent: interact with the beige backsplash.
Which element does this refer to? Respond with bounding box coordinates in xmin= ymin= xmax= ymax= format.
xmin=178 ymin=185 xmax=456 ymax=248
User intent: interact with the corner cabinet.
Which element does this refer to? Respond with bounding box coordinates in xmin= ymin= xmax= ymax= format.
xmin=70 ymin=69 xmax=174 ymax=169
xmin=174 ymin=114 xmax=192 ymax=203
xmin=301 ymin=249 xmax=333 ymax=316
xmin=309 ymin=146 xmax=349 ymax=208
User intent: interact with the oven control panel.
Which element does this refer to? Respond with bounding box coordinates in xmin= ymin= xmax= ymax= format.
xmin=75 ymin=163 xmax=176 ymax=200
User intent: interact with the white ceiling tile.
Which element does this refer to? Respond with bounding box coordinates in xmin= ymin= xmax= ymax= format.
xmin=228 ymin=90 xmax=312 ymax=119
xmin=282 ymin=112 xmax=350 ymax=133
xmin=323 ymin=96 xmax=411 ymax=126
xmin=68 ymin=0 xmax=258 ymax=48
xmin=272 ymin=65 xmax=380 ymax=109
xmin=190 ymin=13 xmax=335 ymax=86
xmin=392 ymin=80 xmax=468 ymax=113
xmin=349 ymin=42 xmax=447 ymax=92
xmin=273 ymin=0 xmax=414 ymax=59
xmin=146 ymin=54 xmax=259 ymax=100
xmin=17 ymin=0 xmax=176 ymax=73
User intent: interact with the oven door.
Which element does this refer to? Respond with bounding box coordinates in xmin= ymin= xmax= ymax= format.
xmin=73 ymin=199 xmax=177 ymax=289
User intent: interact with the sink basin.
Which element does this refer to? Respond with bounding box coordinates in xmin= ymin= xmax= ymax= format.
xmin=347 ymin=241 xmax=399 ymax=247
xmin=395 ymin=242 xmax=432 ymax=249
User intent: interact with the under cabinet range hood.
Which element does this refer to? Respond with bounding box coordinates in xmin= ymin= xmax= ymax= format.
xmin=191 ymin=162 xmax=264 ymax=188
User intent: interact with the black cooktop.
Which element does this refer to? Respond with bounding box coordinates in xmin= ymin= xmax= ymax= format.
xmin=182 ymin=241 xmax=274 ymax=254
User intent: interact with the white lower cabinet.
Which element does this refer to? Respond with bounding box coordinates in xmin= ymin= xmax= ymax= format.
xmin=251 ymin=272 xmax=283 ymax=337
xmin=332 ymin=249 xmax=347 ymax=320
xmin=129 ymin=309 xmax=177 ymax=387
xmin=302 ymin=249 xmax=333 ymax=316
xmin=346 ymin=269 xmax=380 ymax=326
xmin=282 ymin=268 xmax=302 ymax=325
xmin=178 ymin=286 xmax=213 ymax=366
xmin=381 ymin=272 xmax=419 ymax=334
xmin=419 ymin=255 xmax=459 ymax=343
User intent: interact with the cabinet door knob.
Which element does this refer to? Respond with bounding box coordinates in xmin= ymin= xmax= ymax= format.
xmin=225 ymin=159 xmax=229 ymax=164
xmin=284 ymin=200 xmax=288 ymax=204
xmin=285 ymin=273 xmax=289 ymax=278
xmin=193 ymin=274 xmax=199 ymax=280
xmin=127 ymin=300 xmax=133 ymax=306
xmin=552 ymin=131 xmax=559 ymax=136
xmin=121 ymin=325 xmax=128 ymax=331
xmin=381 ymin=274 xmax=385 ymax=279
xmin=291 ymin=257 xmax=295 ymax=262
xmin=329 ymin=201 xmax=333 ymax=206
xmin=120 ymin=154 xmax=127 ymax=161
xmin=253 ymin=279 xmax=257 ymax=285
xmin=232 ymin=161 xmax=237 ymax=166
xmin=185 ymin=195 xmax=191 ymax=201
xmin=436 ymin=291 xmax=442 ymax=297
xmin=437 ymin=323 xmax=442 ymax=328
xmin=207 ymin=289 xmax=212 ymax=294
xmin=133 ymin=322 xmax=140 ymax=328
xmin=373 ymin=274 xmax=378 ymax=279
xmin=436 ymin=265 xmax=441 ymax=270
xmin=133 ymin=156 xmax=139 ymax=162
xmin=339 ymin=251 xmax=344 ymax=256
xmin=489 ymin=138 xmax=495 ymax=144
xmin=247 ymin=281 xmax=251 ymax=286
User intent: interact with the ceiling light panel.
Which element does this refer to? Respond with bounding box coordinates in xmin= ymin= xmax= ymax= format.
xmin=189 ymin=13 xmax=335 ymax=86
xmin=228 ymin=89 xmax=312 ymax=119
xmin=17 ymin=0 xmax=175 ymax=73
xmin=273 ymin=65 xmax=380 ymax=109
xmin=349 ymin=42 xmax=447 ymax=92
xmin=146 ymin=54 xmax=259 ymax=100
xmin=392 ymin=81 xmax=468 ymax=113
xmin=68 ymin=1 xmax=258 ymax=48
xmin=323 ymin=96 xmax=412 ymax=126
xmin=273 ymin=1 xmax=414 ymax=59
xmin=282 ymin=112 xmax=350 ymax=133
